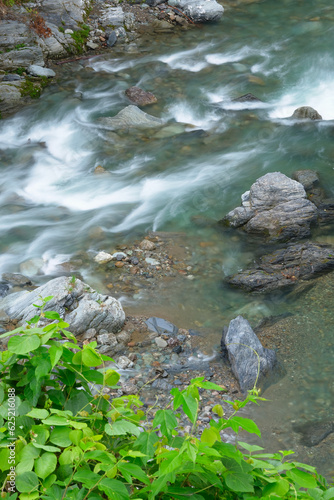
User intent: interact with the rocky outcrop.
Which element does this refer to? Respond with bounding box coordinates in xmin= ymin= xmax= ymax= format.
xmin=98 ymin=105 xmax=164 ymax=130
xmin=125 ymin=87 xmax=157 ymax=106
xmin=0 ymin=276 xmax=125 ymax=335
xmin=221 ymin=315 xmax=278 ymax=392
xmin=226 ymin=241 xmax=334 ymax=293
xmin=232 ymin=93 xmax=262 ymax=103
xmin=222 ymin=172 xmax=318 ymax=242
xmin=168 ymin=0 xmax=224 ymax=22
xmin=291 ymin=106 xmax=322 ymax=121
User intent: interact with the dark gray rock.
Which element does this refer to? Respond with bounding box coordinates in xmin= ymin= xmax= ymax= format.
xmin=222 ymin=315 xmax=277 ymax=393
xmin=106 ymin=30 xmax=117 ymax=48
xmin=2 ymin=74 xmax=21 ymax=82
xmin=131 ymin=256 xmax=139 ymax=265
xmin=232 ymin=93 xmax=262 ymax=103
xmin=292 ymin=170 xmax=319 ymax=191
xmin=145 ymin=317 xmax=178 ymax=336
xmin=0 ymin=284 xmax=9 ymax=298
xmin=227 ymin=241 xmax=334 ymax=293
xmin=0 ymin=276 xmax=125 ymax=335
xmin=222 ymin=172 xmax=318 ymax=242
xmin=293 ymin=420 xmax=334 ymax=447
xmin=291 ymin=106 xmax=322 ymax=121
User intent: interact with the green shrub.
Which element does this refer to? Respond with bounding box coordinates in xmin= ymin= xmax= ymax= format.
xmin=70 ymin=24 xmax=90 ymax=54
xmin=0 ymin=297 xmax=332 ymax=499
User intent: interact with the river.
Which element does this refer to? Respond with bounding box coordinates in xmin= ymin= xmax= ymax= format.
xmin=0 ymin=0 xmax=333 ymax=478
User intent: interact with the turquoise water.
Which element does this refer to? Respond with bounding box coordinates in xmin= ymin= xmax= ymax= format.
xmin=0 ymin=0 xmax=334 ymax=476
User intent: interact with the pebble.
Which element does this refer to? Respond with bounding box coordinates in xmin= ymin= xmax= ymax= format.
xmin=145 ymin=257 xmax=160 ymax=266
xmin=155 ymin=337 xmax=168 ymax=348
xmin=131 ymin=256 xmax=139 ymax=265
xmin=140 ymin=239 xmax=156 ymax=250
xmin=115 ymin=262 xmax=125 ymax=268
xmin=116 ymin=355 xmax=134 ymax=369
xmin=94 ymin=251 xmax=113 ymax=264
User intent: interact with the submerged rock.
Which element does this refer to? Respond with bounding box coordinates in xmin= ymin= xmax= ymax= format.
xmin=291 ymin=106 xmax=322 ymax=120
xmin=125 ymin=86 xmax=157 ymax=106
xmin=98 ymin=105 xmax=163 ymax=130
xmin=0 ymin=276 xmax=125 ymax=335
xmin=168 ymin=0 xmax=224 ymax=22
xmin=232 ymin=93 xmax=262 ymax=103
xmin=226 ymin=241 xmax=334 ymax=293
xmin=221 ymin=315 xmax=278 ymax=393
xmin=293 ymin=420 xmax=334 ymax=447
xmin=145 ymin=317 xmax=178 ymax=336
xmin=221 ymin=172 xmax=318 ymax=242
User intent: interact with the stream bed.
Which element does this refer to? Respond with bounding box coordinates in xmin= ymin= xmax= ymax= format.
xmin=0 ymin=0 xmax=333 ymax=478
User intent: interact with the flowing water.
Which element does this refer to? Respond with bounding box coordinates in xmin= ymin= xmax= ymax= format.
xmin=1 ymin=0 xmax=334 ymax=477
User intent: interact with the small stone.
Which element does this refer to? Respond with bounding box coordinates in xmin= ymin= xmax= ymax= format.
xmin=3 ymin=74 xmax=21 ymax=82
xmin=94 ymin=251 xmax=113 ymax=264
xmin=81 ymin=328 xmax=97 ymax=340
xmin=112 ymin=252 xmax=127 ymax=260
xmin=121 ymin=381 xmax=137 ymax=394
xmin=139 ymin=239 xmax=156 ymax=250
xmin=117 ymin=355 xmax=134 ymax=369
xmin=155 ymin=337 xmax=168 ymax=348
xmin=130 ymin=267 xmax=138 ymax=275
xmin=0 ymin=284 xmax=9 ymax=298
xmin=86 ymin=41 xmax=99 ymax=50
xmin=94 ymin=165 xmax=107 ymax=174
xmin=115 ymin=261 xmax=125 ymax=268
xmin=172 ymin=345 xmax=182 ymax=354
xmin=28 ymin=65 xmax=56 ymax=78
xmin=106 ymin=30 xmax=117 ymax=47
xmin=146 ymin=317 xmax=179 ymax=336
xmin=65 ymin=29 xmax=73 ymax=34
xmin=116 ymin=331 xmax=131 ymax=344
xmin=145 ymin=257 xmax=160 ymax=266
xmin=125 ymin=86 xmax=157 ymax=106
xmin=106 ymin=283 xmax=114 ymax=289
xmin=131 ymin=256 xmax=139 ymax=265
xmin=128 ymin=341 xmax=136 ymax=347
xmin=97 ymin=333 xmax=118 ymax=347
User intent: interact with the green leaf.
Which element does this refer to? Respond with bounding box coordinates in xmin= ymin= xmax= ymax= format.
xmin=0 ymin=448 xmax=10 ymax=472
xmin=118 ymin=462 xmax=150 ymax=485
xmin=105 ymin=420 xmax=140 ymax=437
xmin=69 ymin=430 xmax=83 ymax=446
xmin=43 ymin=474 xmax=57 ymax=488
xmin=98 ymin=478 xmax=130 ymax=500
xmin=287 ymin=468 xmax=317 ymax=489
xmin=34 ymin=452 xmax=57 ymax=479
xmin=85 ymin=450 xmax=116 ymax=464
xmin=64 ymin=390 xmax=92 ymax=416
xmin=49 ymin=345 xmax=63 ymax=369
xmin=201 ymin=427 xmax=221 ymax=445
xmin=33 ymin=444 xmax=61 ymax=452
xmin=225 ymin=471 xmax=254 ymax=493
xmin=182 ymin=393 xmax=198 ymax=423
xmin=26 ymin=409 xmax=49 ymax=420
xmin=104 ymin=369 xmax=120 ymax=386
xmin=73 ymin=469 xmax=101 ymax=489
xmin=263 ymin=477 xmax=290 ymax=497
xmin=16 ymin=458 xmax=35 ymax=475
xmin=0 ymin=384 xmax=4 ymax=404
xmin=323 ymin=488 xmax=334 ymax=500
xmin=16 ymin=471 xmax=39 ymax=493
xmin=212 ymin=404 xmax=224 ymax=417
xmin=153 ymin=409 xmax=177 ymax=437
xmin=133 ymin=432 xmax=158 ymax=464
xmin=42 ymin=415 xmax=69 ymax=426
xmin=238 ymin=441 xmax=264 ymax=453
xmin=228 ymin=416 xmax=261 ymax=437
xmin=82 ymin=347 xmax=102 ymax=367
xmin=18 ymin=443 xmax=40 ymax=462
xmin=50 ymin=426 xmax=72 ymax=447
xmin=44 ymin=311 xmax=61 ymax=320
xmin=8 ymin=335 xmax=40 ymax=354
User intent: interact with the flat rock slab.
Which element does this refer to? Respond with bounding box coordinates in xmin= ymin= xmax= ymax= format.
xmin=98 ymin=105 xmax=163 ymax=130
xmin=222 ymin=315 xmax=278 ymax=393
xmin=227 ymin=241 xmax=334 ymax=293
xmin=0 ymin=276 xmax=125 ymax=335
xmin=222 ymin=172 xmax=318 ymax=242
xmin=28 ymin=65 xmax=56 ymax=77
xmin=145 ymin=317 xmax=178 ymax=336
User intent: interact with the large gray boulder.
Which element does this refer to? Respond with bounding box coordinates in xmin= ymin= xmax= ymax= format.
xmin=222 ymin=315 xmax=277 ymax=393
xmin=168 ymin=0 xmax=224 ymax=22
xmin=98 ymin=105 xmax=164 ymax=130
xmin=222 ymin=172 xmax=318 ymax=242
xmin=0 ymin=276 xmax=125 ymax=335
xmin=227 ymin=241 xmax=334 ymax=293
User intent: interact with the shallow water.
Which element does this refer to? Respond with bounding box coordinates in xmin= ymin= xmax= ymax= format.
xmin=1 ymin=0 xmax=334 ymax=477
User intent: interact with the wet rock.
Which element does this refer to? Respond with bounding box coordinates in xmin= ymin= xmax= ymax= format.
xmin=292 ymin=169 xmax=320 ymax=191
xmin=94 ymin=251 xmax=113 ymax=264
xmin=226 ymin=241 xmax=334 ymax=293
xmin=0 ymin=82 xmax=23 ymax=117
xmin=106 ymin=30 xmax=117 ymax=48
xmin=1 ymin=273 xmax=32 ymax=286
xmin=2 ymin=74 xmax=21 ymax=82
xmin=0 ymin=284 xmax=9 ymax=299
xmin=139 ymin=239 xmax=156 ymax=250
xmin=125 ymin=86 xmax=157 ymax=106
xmin=116 ymin=355 xmax=134 ymax=369
xmin=291 ymin=106 xmax=322 ymax=120
xmin=28 ymin=65 xmax=56 ymax=78
xmin=168 ymin=0 xmax=224 ymax=22
xmin=0 ymin=276 xmax=125 ymax=335
xmin=145 ymin=257 xmax=160 ymax=266
xmin=145 ymin=317 xmax=178 ymax=336
xmin=98 ymin=105 xmax=163 ymax=130
xmin=131 ymin=256 xmax=139 ymax=265
xmin=222 ymin=316 xmax=278 ymax=393
xmin=293 ymin=420 xmax=334 ymax=447
xmin=221 ymin=172 xmax=318 ymax=242
xmin=232 ymin=93 xmax=262 ymax=102
xmin=19 ymin=258 xmax=44 ymax=277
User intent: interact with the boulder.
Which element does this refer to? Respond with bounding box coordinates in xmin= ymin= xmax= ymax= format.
xmin=221 ymin=315 xmax=277 ymax=393
xmin=291 ymin=106 xmax=322 ymax=120
xmin=168 ymin=0 xmax=224 ymax=22
xmin=293 ymin=420 xmax=334 ymax=447
xmin=222 ymin=172 xmax=318 ymax=242
xmin=98 ymin=105 xmax=163 ymax=130
xmin=226 ymin=241 xmax=334 ymax=293
xmin=0 ymin=276 xmax=125 ymax=335
xmin=125 ymin=87 xmax=157 ymax=106
xmin=39 ymin=0 xmax=90 ymax=29
xmin=292 ymin=169 xmax=319 ymax=191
